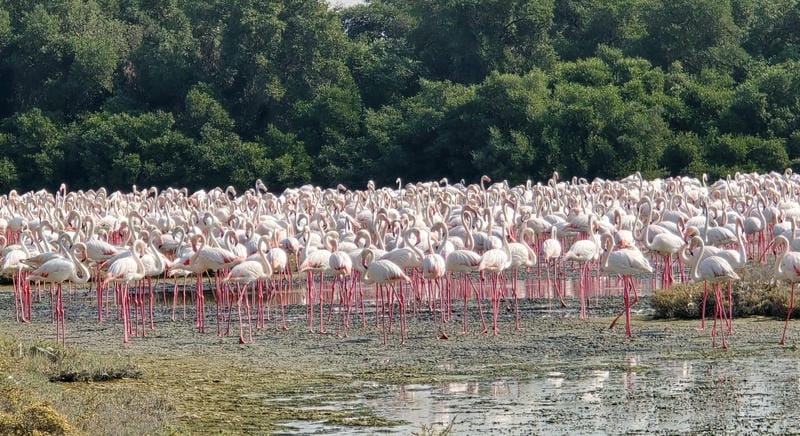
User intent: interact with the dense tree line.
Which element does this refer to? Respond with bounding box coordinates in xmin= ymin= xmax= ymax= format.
xmin=0 ymin=0 xmax=799 ymax=192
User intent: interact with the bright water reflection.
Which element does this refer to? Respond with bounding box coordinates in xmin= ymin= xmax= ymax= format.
xmin=272 ymin=355 xmax=800 ymax=434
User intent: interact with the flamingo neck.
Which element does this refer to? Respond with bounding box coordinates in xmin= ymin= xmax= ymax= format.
xmin=690 ymin=241 xmax=705 ymax=282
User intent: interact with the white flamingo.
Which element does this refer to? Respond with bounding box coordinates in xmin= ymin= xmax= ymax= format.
xmin=29 ymin=240 xmax=91 ymax=344
xmin=770 ymin=235 xmax=800 ymax=345
xmin=103 ymin=239 xmax=147 ymax=343
xmin=361 ymin=248 xmax=411 ymax=345
xmin=225 ymin=237 xmax=272 ymax=343
xmin=687 ymin=235 xmax=740 ymax=349
xmin=602 ymin=234 xmax=653 ymax=338
xmin=562 ymin=214 xmax=601 ymax=319
xmin=541 ymin=226 xmax=564 ymax=306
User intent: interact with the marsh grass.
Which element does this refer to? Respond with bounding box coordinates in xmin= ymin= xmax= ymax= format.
xmin=652 ymin=262 xmax=800 ymax=320
xmin=0 ymin=337 xmax=177 ymax=435
xmin=17 ymin=342 xmax=143 ymax=383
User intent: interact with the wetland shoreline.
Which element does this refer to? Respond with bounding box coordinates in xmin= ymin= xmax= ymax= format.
xmin=2 ymin=289 xmax=800 ymax=434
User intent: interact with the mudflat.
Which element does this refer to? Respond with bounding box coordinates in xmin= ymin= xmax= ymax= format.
xmin=2 ymin=289 xmax=799 ymax=434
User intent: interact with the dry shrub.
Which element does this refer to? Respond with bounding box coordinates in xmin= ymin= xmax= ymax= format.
xmin=651 ymin=282 xmax=704 ymax=319
xmin=652 ymin=263 xmax=800 ymax=320
xmin=20 ymin=402 xmax=72 ymax=434
xmin=0 ymin=401 xmax=72 ymax=435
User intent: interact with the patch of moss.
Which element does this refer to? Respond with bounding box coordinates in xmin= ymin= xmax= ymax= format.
xmin=19 ymin=402 xmax=72 ymax=434
xmin=0 ymin=401 xmax=72 ymax=435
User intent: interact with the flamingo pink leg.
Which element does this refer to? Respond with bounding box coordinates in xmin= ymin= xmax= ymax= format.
xmin=780 ymin=283 xmax=796 ymax=345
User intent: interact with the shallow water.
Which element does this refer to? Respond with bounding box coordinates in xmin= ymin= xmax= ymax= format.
xmin=271 ymin=355 xmax=800 ymax=434
xmin=3 ymin=263 xmax=798 ymax=435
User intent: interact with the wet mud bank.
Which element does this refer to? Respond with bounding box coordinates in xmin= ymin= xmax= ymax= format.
xmin=2 ymin=290 xmax=800 ymax=434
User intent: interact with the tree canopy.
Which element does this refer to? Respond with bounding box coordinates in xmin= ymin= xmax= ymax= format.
xmin=0 ymin=0 xmax=799 ymax=192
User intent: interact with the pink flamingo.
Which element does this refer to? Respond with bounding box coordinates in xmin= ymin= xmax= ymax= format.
xmin=381 ymin=228 xmax=424 ymax=320
xmin=507 ymin=226 xmax=537 ymax=328
xmin=445 ymin=213 xmax=487 ymax=335
xmin=298 ymin=227 xmax=332 ymax=333
xmin=225 ymin=238 xmax=272 ymax=344
xmin=713 ymin=217 xmax=747 ymax=329
xmin=28 ymin=240 xmax=91 ymax=345
xmin=266 ymin=240 xmax=290 ymax=330
xmin=140 ymin=232 xmax=170 ymax=331
xmin=328 ymin=237 xmax=354 ymax=337
xmin=2 ymin=238 xmax=32 ymax=322
xmin=479 ymin=221 xmax=512 ymax=336
xmin=102 ymin=240 xmax=147 ymax=343
xmin=541 ymin=226 xmax=565 ymax=307
xmin=687 ymin=235 xmax=740 ymax=349
xmin=602 ymin=234 xmax=653 ymax=338
xmin=422 ymin=229 xmax=447 ymax=339
xmin=176 ymin=234 xmax=244 ymax=334
xmin=770 ymin=235 xmax=800 ymax=345
xmin=361 ymin=248 xmax=411 ymax=345
xmin=640 ymin=199 xmax=684 ymax=288
xmin=562 ymin=214 xmax=600 ymax=319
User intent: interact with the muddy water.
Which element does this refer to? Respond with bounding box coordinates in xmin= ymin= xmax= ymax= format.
xmin=273 ymin=355 xmax=800 ymax=434
xmin=2 ymin=278 xmax=800 ymax=434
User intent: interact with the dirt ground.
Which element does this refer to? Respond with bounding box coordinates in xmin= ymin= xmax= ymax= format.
xmin=2 ymin=286 xmax=800 ymax=434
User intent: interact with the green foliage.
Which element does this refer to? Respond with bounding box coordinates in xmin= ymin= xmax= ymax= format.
xmin=470 ymin=71 xmax=551 ymax=181
xmin=662 ymin=132 xmax=703 ymax=176
xmin=405 ymin=0 xmax=557 ymax=84
xmin=0 ymin=6 xmax=10 ymax=50
xmin=552 ymin=0 xmax=648 ymax=60
xmin=0 ymin=109 xmax=64 ymax=189
xmin=4 ymin=1 xmax=138 ymax=115
xmin=259 ymin=124 xmax=312 ymax=187
xmin=704 ymin=133 xmax=789 ymax=178
xmin=0 ymin=0 xmax=797 ymax=191
xmin=638 ymin=0 xmax=743 ymax=72
xmin=740 ymin=0 xmax=800 ymax=61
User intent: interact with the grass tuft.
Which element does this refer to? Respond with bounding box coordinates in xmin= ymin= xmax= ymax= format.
xmin=652 ymin=262 xmax=800 ymax=320
xmin=0 ymin=337 xmax=176 ymax=435
xmin=19 ymin=342 xmax=143 ymax=383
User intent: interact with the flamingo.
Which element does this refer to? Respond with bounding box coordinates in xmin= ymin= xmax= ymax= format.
xmin=176 ymin=234 xmax=244 ymax=334
xmin=770 ymin=235 xmax=800 ymax=345
xmin=225 ymin=237 xmax=272 ymax=343
xmin=131 ymin=231 xmax=170 ymax=333
xmin=421 ymin=230 xmax=447 ymax=339
xmin=602 ymin=234 xmax=653 ymax=338
xmin=328 ymin=237 xmax=354 ymax=337
xmin=28 ymin=240 xmax=91 ymax=344
xmin=361 ymin=248 xmax=411 ymax=345
xmin=562 ymin=214 xmax=601 ymax=319
xmin=507 ymin=227 xmax=537 ymax=329
xmin=640 ymin=199 xmax=684 ymax=288
xmin=103 ymin=239 xmax=148 ymax=342
xmin=479 ymin=221 xmax=512 ymax=336
xmin=2 ymin=237 xmax=32 ymax=322
xmin=541 ymin=226 xmax=565 ymax=307
xmin=687 ymin=235 xmax=740 ymax=348
xmin=713 ymin=217 xmax=748 ymax=328
xmin=381 ymin=227 xmax=424 ymax=319
xmin=265 ymin=235 xmax=290 ymax=330
xmin=445 ymin=213 xmax=487 ymax=335
xmin=298 ymin=227 xmax=332 ymax=333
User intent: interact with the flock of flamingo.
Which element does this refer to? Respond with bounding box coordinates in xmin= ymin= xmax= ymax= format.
xmin=1 ymin=171 xmax=799 ymax=348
